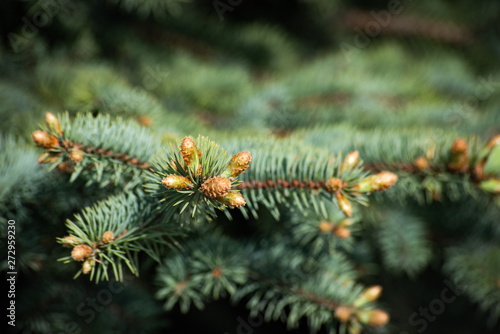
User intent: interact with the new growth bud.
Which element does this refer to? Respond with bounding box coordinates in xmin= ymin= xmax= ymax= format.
xmin=180 ymin=137 xmax=201 ymax=174
xmin=69 ymin=149 xmax=84 ymax=162
xmin=479 ymin=179 xmax=500 ymax=194
xmin=354 ymin=285 xmax=382 ymax=307
xmin=82 ymin=258 xmax=94 ymax=274
xmin=357 ymin=309 xmax=390 ymax=327
xmin=60 ymin=235 xmax=80 ymax=248
xmin=336 ymin=192 xmax=353 ymax=217
xmin=162 ymin=174 xmax=193 ymax=190
xmin=71 ymin=244 xmax=92 ymax=261
xmin=334 ymin=306 xmax=354 ymax=323
xmin=33 ymin=130 xmax=59 ymax=149
xmin=102 ymin=231 xmax=114 ymax=244
xmin=342 ymin=151 xmax=359 ymax=172
xmin=217 ymin=191 xmax=246 ymax=208
xmin=448 ymin=138 xmax=469 ymax=172
xmin=222 ymin=151 xmax=252 ymax=179
xmin=353 ymin=172 xmax=398 ymax=193
xmin=45 ymin=112 xmax=63 ymax=135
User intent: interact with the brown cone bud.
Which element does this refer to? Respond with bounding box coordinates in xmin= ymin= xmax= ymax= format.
xmin=102 ymin=231 xmax=114 ymax=244
xmin=201 ymin=176 xmax=231 ymax=199
xmin=71 ymin=244 xmax=92 ymax=261
xmin=60 ymin=235 xmax=80 ymax=248
xmin=334 ymin=306 xmax=354 ymax=323
xmin=334 ymin=226 xmax=351 ymax=239
xmin=137 ymin=115 xmax=152 ymax=127
xmin=336 ymin=192 xmax=353 ymax=217
xmin=38 ymin=152 xmax=60 ymax=164
xmin=217 ymin=191 xmax=246 ymax=208
xmin=56 ymin=162 xmax=74 ymax=173
xmin=318 ymin=221 xmax=335 ymax=233
xmin=222 ymin=151 xmax=252 ymax=179
xmin=45 ymin=112 xmax=63 ymax=135
xmin=33 ymin=130 xmax=59 ymax=149
xmin=162 ymin=174 xmax=193 ymax=190
xmin=82 ymin=258 xmax=94 ymax=274
xmin=325 ymin=177 xmax=343 ymax=193
xmin=212 ymin=267 xmax=222 ymax=278
xmin=69 ymin=149 xmax=84 ymax=162
xmin=448 ymin=139 xmax=469 ymax=172
xmin=451 ymin=138 xmax=468 ymax=154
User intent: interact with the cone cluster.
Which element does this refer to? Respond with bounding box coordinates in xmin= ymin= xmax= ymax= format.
xmin=162 ymin=137 xmax=250 ymax=209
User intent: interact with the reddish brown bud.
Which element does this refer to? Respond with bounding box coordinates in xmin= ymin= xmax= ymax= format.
xmin=71 ymin=244 xmax=92 ymax=261
xmin=325 ymin=177 xmax=343 ymax=193
xmin=451 ymin=138 xmax=468 ymax=154
xmin=201 ymin=176 xmax=231 ymax=199
xmin=137 ymin=115 xmax=153 ymax=127
xmin=212 ymin=267 xmax=223 ymax=278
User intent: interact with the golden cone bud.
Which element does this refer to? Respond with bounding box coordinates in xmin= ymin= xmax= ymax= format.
xmin=354 ymin=172 xmax=398 ymax=193
xmin=71 ymin=244 xmax=92 ymax=262
xmin=342 ymin=151 xmax=359 ymax=171
xmin=334 ymin=226 xmax=351 ymax=239
xmin=336 ymin=192 xmax=353 ymax=217
xmin=318 ymin=221 xmax=334 ymax=233
xmin=33 ymin=130 xmax=59 ymax=149
xmin=162 ymin=174 xmax=193 ymax=190
xmin=217 ymin=191 xmax=246 ymax=208
xmin=334 ymin=306 xmax=354 ymax=322
xmin=201 ymin=176 xmax=231 ymax=199
xmin=367 ymin=309 xmax=390 ymax=327
xmin=69 ymin=149 xmax=84 ymax=162
xmin=45 ymin=112 xmax=63 ymax=135
xmin=354 ymin=286 xmax=382 ymax=307
xmin=222 ymin=151 xmax=252 ymax=179
xmin=415 ymin=156 xmax=430 ymax=170
xmin=102 ymin=231 xmax=114 ymax=244
xmin=325 ymin=177 xmax=343 ymax=193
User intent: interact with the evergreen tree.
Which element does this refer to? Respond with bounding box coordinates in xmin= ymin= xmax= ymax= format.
xmin=1 ymin=0 xmax=500 ymax=333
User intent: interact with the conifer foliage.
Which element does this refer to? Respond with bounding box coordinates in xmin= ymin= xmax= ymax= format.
xmin=2 ymin=0 xmax=500 ymax=334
